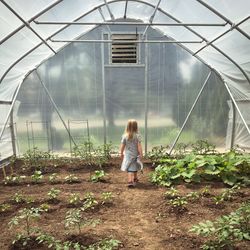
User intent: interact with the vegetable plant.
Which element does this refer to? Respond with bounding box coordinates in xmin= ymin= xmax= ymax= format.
xmin=169 ymin=197 xmax=188 ymax=208
xmin=164 ymin=187 xmax=179 ymax=199
xmin=82 ymin=192 xmax=98 ymax=211
xmin=47 ymin=188 xmax=61 ymax=201
xmin=48 ymin=173 xmax=59 ymax=184
xmin=0 ymin=203 xmax=11 ymax=212
xmin=12 ymin=192 xmax=26 ymax=204
xmin=64 ymin=174 xmax=79 ymax=183
xmin=31 ymin=170 xmax=43 ymax=183
xmin=101 ymin=192 xmax=114 ymax=205
xmin=64 ymin=208 xmax=100 ymax=234
xmin=69 ymin=193 xmax=82 ymax=206
xmin=9 ymin=207 xmax=43 ymax=236
xmin=90 ymin=170 xmax=107 ymax=183
xmin=190 ymin=202 xmax=250 ymax=249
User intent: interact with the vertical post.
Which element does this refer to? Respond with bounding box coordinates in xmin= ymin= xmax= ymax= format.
xmin=230 ymin=101 xmax=236 ymax=150
xmin=26 ymin=121 xmax=31 ymax=151
xmin=169 ymin=71 xmax=212 ymax=155
xmin=101 ymin=33 xmax=107 ymax=145
xmin=144 ymin=40 xmax=149 ymax=154
xmin=68 ymin=120 xmax=72 ymax=156
xmin=223 ymin=82 xmax=250 ymax=136
xmin=9 ymin=109 xmax=17 ymax=157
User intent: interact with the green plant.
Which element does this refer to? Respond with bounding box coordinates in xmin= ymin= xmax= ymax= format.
xmin=39 ymin=203 xmax=51 ymax=212
xmin=87 ymin=238 xmax=121 ymax=250
xmin=9 ymin=207 xmax=43 ymax=236
xmin=186 ymin=191 xmax=199 ymax=201
xmin=169 ymin=197 xmax=188 ymax=208
xmin=191 ymin=140 xmax=216 ymax=154
xmin=0 ymin=203 xmax=11 ymax=212
xmin=101 ymin=192 xmax=114 ymax=205
xmin=164 ymin=187 xmax=179 ymax=199
xmin=147 ymin=145 xmax=169 ymax=162
xmin=69 ymin=193 xmax=82 ymax=206
xmin=48 ymin=173 xmax=59 ymax=184
xmin=47 ymin=188 xmax=61 ymax=200
xmin=12 ymin=192 xmax=26 ymax=204
xmin=174 ymin=142 xmax=189 ymax=156
xmin=31 ymin=170 xmax=43 ymax=183
xmin=65 ymin=174 xmax=79 ymax=183
xmin=82 ymin=192 xmax=98 ymax=211
xmin=201 ymin=186 xmax=211 ymax=197
xmin=190 ymin=202 xmax=250 ymax=249
xmin=90 ymin=170 xmax=107 ymax=183
xmin=22 ymin=147 xmax=54 ymax=171
xmin=3 ymin=175 xmax=26 ymax=185
xmin=65 ymin=208 xmax=100 ymax=235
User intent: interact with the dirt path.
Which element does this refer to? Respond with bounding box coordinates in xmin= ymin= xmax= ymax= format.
xmin=101 ymin=168 xmax=168 ymax=250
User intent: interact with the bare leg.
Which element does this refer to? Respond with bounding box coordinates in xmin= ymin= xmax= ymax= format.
xmin=134 ymin=172 xmax=138 ymax=182
xmin=127 ymin=172 xmax=133 ymax=183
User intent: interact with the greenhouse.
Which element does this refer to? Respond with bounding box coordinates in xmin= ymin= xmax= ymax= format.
xmin=0 ymin=1 xmax=249 ymax=249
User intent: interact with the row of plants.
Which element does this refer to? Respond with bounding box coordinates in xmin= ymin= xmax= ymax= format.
xmin=3 ymin=188 xmax=119 ymax=249
xmin=17 ymin=142 xmax=114 ymax=173
xmin=0 ymin=190 xmax=114 ymax=213
xmin=164 ymin=184 xmax=243 ymax=211
xmin=9 ymin=207 xmax=120 ymax=249
xmin=150 ymin=150 xmax=250 ymax=187
xmin=3 ymin=169 xmax=108 ymax=185
xmin=190 ymin=202 xmax=250 ymax=250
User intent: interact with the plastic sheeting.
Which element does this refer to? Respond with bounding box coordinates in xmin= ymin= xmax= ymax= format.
xmin=0 ymin=0 xmax=250 ymax=158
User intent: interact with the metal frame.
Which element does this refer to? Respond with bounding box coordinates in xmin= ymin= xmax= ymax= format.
xmin=50 ymin=39 xmax=203 ymax=43
xmin=169 ymin=71 xmax=212 ymax=155
xmin=142 ymin=0 xmax=161 ymax=38
xmin=124 ymin=0 xmax=129 ymax=19
xmin=35 ymin=21 xmax=227 ymax=26
xmin=0 ymin=0 xmax=63 ymax=45
xmin=230 ymin=101 xmax=236 ymax=150
xmin=144 ymin=40 xmax=148 ymax=154
xmin=0 ymin=0 xmax=56 ymax=54
xmin=104 ymin=0 xmax=115 ymax=20
xmin=101 ymin=31 xmax=107 ymax=145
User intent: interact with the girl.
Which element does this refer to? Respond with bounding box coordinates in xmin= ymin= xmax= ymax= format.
xmin=120 ymin=119 xmax=143 ymax=187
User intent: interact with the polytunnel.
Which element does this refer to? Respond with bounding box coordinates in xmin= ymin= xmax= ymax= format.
xmin=0 ymin=0 xmax=250 ymax=160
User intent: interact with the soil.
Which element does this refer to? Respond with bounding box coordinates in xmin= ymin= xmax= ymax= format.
xmin=0 ymin=158 xmax=249 ymax=250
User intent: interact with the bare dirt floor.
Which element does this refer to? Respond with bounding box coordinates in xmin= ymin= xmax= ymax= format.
xmin=0 ymin=159 xmax=249 ymax=250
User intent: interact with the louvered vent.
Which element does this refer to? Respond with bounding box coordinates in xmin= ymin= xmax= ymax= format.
xmin=111 ymin=34 xmax=137 ymax=64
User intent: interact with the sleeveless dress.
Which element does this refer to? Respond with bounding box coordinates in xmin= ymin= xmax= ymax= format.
xmin=120 ymin=133 xmax=143 ymax=172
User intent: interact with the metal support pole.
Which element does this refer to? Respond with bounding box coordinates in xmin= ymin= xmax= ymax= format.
xmin=35 ymin=71 xmax=77 ymax=147
xmin=169 ymin=71 xmax=212 ymax=155
xmin=98 ymin=8 xmax=112 ymax=35
xmin=142 ymin=0 xmax=161 ymax=38
xmin=230 ymin=101 xmax=236 ymax=150
xmin=223 ymin=82 xmax=250 ymax=136
xmin=35 ymin=21 xmax=227 ymax=26
xmin=101 ymin=33 xmax=107 ymax=145
xmin=0 ymin=81 xmax=23 ymax=142
xmin=50 ymin=38 xmax=203 ymax=44
xmin=104 ymin=0 xmax=115 ymax=20
xmin=124 ymin=0 xmax=129 ymax=19
xmin=144 ymin=41 xmax=149 ymax=154
xmin=9 ymin=109 xmax=17 ymax=157
xmin=0 ymin=0 xmax=56 ymax=54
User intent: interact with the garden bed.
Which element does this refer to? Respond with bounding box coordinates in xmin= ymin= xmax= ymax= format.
xmin=0 ymin=157 xmax=249 ymax=250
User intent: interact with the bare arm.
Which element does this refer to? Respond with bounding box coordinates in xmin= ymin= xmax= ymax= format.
xmin=138 ymin=142 xmax=143 ymax=159
xmin=120 ymin=143 xmax=125 ymax=160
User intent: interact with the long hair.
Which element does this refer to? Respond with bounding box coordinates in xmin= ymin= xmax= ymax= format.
xmin=124 ymin=119 xmax=138 ymax=140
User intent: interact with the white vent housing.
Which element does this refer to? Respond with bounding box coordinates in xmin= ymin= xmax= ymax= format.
xmin=111 ymin=34 xmax=138 ymax=64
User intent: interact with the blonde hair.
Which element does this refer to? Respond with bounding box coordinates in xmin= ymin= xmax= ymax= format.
xmin=125 ymin=119 xmax=138 ymax=140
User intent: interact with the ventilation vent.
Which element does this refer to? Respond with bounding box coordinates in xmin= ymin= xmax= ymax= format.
xmin=111 ymin=34 xmax=137 ymax=64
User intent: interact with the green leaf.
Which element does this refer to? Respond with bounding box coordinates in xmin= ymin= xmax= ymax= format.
xmin=221 ymin=173 xmax=237 ymax=186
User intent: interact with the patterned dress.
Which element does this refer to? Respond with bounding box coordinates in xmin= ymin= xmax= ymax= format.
xmin=120 ymin=133 xmax=143 ymax=172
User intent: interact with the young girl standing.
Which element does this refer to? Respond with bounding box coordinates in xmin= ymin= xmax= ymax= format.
xmin=120 ymin=119 xmax=143 ymax=187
